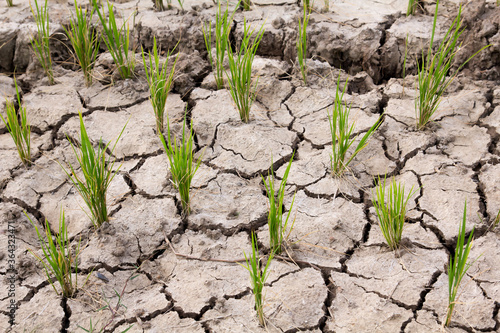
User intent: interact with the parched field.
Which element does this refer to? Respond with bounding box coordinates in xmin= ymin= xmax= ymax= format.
xmin=1 ymin=0 xmax=500 ymax=332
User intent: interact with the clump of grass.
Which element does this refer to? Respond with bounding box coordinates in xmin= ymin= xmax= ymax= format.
xmin=297 ymin=5 xmax=310 ymax=84
xmin=446 ymin=201 xmax=477 ymax=327
xmin=27 ymin=209 xmax=88 ymax=298
xmin=262 ymin=154 xmax=295 ymax=254
xmin=323 ymin=0 xmax=329 ymax=12
xmin=30 ymin=0 xmax=54 ymax=85
xmin=202 ymin=1 xmax=236 ymax=90
xmin=372 ymin=176 xmax=417 ymax=251
xmin=158 ymin=111 xmax=202 ymax=216
xmin=6 ymin=0 xmax=13 ymax=7
xmin=241 ymin=0 xmax=251 ymax=10
xmin=415 ymin=0 xmax=490 ymax=129
xmin=240 ymin=232 xmax=273 ymax=327
xmin=0 ymin=78 xmax=31 ymax=166
xmin=142 ymin=37 xmax=179 ymax=134
xmin=328 ymin=75 xmax=382 ymax=177
xmin=176 ymin=0 xmax=184 ymax=11
xmin=64 ymin=0 xmax=100 ymax=87
xmin=60 ymin=112 xmax=126 ymax=228
xmin=407 ymin=0 xmax=417 ymax=16
xmin=92 ymin=0 xmax=135 ymax=80
xmin=303 ymin=0 xmax=311 ymax=11
xmin=226 ymin=19 xmax=265 ymax=123
xmin=153 ymin=0 xmax=164 ymax=11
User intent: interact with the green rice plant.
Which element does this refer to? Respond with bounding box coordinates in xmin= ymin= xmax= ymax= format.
xmin=153 ymin=0 xmax=164 ymax=11
xmin=6 ymin=0 xmax=13 ymax=7
xmin=415 ymin=1 xmax=490 ymax=130
xmin=30 ymin=0 xmax=54 ymax=85
xmin=493 ymin=210 xmax=500 ymax=229
xmin=303 ymin=0 xmax=310 ymax=11
xmin=445 ymin=201 xmax=477 ymax=327
xmin=64 ymin=0 xmax=100 ymax=87
xmin=226 ymin=19 xmax=265 ymax=123
xmin=297 ymin=5 xmax=310 ymax=84
xmin=0 ymin=78 xmax=31 ymax=166
xmin=141 ymin=37 xmax=179 ymax=134
xmin=407 ymin=0 xmax=417 ymax=16
xmin=240 ymin=232 xmax=274 ymax=326
xmin=262 ymin=154 xmax=295 ymax=254
xmin=92 ymin=0 xmax=135 ymax=80
xmin=202 ymin=0 xmax=237 ymax=90
xmin=241 ymin=0 xmax=251 ymax=10
xmin=323 ymin=0 xmax=329 ymax=12
xmin=60 ymin=112 xmax=126 ymax=228
xmin=372 ymin=176 xmax=417 ymax=251
xmin=158 ymin=112 xmax=202 ymax=216
xmin=176 ymin=0 xmax=184 ymax=11
xmin=27 ymin=209 xmax=87 ymax=298
xmin=327 ymin=75 xmax=382 ymax=177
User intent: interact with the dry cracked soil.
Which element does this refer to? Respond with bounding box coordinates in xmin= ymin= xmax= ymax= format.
xmin=1 ymin=0 xmax=500 ymax=332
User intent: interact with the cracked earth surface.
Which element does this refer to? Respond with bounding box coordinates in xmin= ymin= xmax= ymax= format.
xmin=1 ymin=0 xmax=500 ymax=332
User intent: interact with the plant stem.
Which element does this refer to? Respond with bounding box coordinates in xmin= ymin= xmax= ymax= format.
xmin=30 ymin=0 xmax=54 ymax=84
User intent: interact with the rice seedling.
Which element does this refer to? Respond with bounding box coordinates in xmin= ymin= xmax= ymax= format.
xmin=303 ymin=0 xmax=311 ymax=11
xmin=372 ymin=176 xmax=417 ymax=251
xmin=158 ymin=111 xmax=202 ymax=216
xmin=202 ymin=0 xmax=236 ymax=90
xmin=141 ymin=37 xmax=179 ymax=134
xmin=445 ymin=201 xmax=477 ymax=327
xmin=92 ymin=0 xmax=135 ymax=80
xmin=262 ymin=154 xmax=295 ymax=254
xmin=60 ymin=112 xmax=126 ymax=228
xmin=153 ymin=0 xmax=164 ymax=11
xmin=0 ymin=78 xmax=31 ymax=166
xmin=226 ymin=19 xmax=265 ymax=123
xmin=328 ymin=75 xmax=383 ymax=177
xmin=30 ymin=0 xmax=54 ymax=85
xmin=176 ymin=0 xmax=184 ymax=11
xmin=241 ymin=0 xmax=251 ymax=10
xmin=26 ymin=209 xmax=88 ymax=298
xmin=407 ymin=0 xmax=417 ymax=16
xmin=6 ymin=0 xmax=13 ymax=7
xmin=323 ymin=0 xmax=329 ymax=12
xmin=415 ymin=0 xmax=490 ymax=129
xmin=64 ymin=0 xmax=100 ymax=87
xmin=240 ymin=232 xmax=274 ymax=326
xmin=297 ymin=5 xmax=310 ymax=84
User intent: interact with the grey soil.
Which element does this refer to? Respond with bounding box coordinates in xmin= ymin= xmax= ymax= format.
xmin=1 ymin=0 xmax=500 ymax=332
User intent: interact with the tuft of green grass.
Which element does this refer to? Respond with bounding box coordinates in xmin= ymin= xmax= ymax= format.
xmin=226 ymin=19 xmax=265 ymax=123
xmin=27 ymin=209 xmax=88 ymax=298
xmin=262 ymin=154 xmax=295 ymax=254
xmin=158 ymin=111 xmax=202 ymax=216
xmin=240 ymin=232 xmax=273 ymax=326
xmin=415 ymin=0 xmax=490 ymax=130
xmin=297 ymin=5 xmax=310 ymax=84
xmin=6 ymin=0 xmax=13 ymax=7
xmin=0 ymin=78 xmax=31 ymax=166
xmin=64 ymin=0 xmax=100 ymax=87
xmin=30 ymin=0 xmax=54 ymax=85
xmin=372 ymin=176 xmax=417 ymax=251
xmin=446 ymin=201 xmax=477 ymax=327
xmin=303 ymin=0 xmax=311 ymax=11
xmin=241 ymin=0 xmax=251 ymax=10
xmin=60 ymin=112 xmax=126 ymax=228
xmin=142 ymin=37 xmax=179 ymax=134
xmin=153 ymin=0 xmax=164 ymax=11
xmin=323 ymin=0 xmax=329 ymax=12
xmin=176 ymin=0 xmax=184 ymax=11
xmin=327 ymin=75 xmax=383 ymax=177
xmin=202 ymin=0 xmax=236 ymax=90
xmin=407 ymin=0 xmax=417 ymax=16
xmin=92 ymin=0 xmax=135 ymax=80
